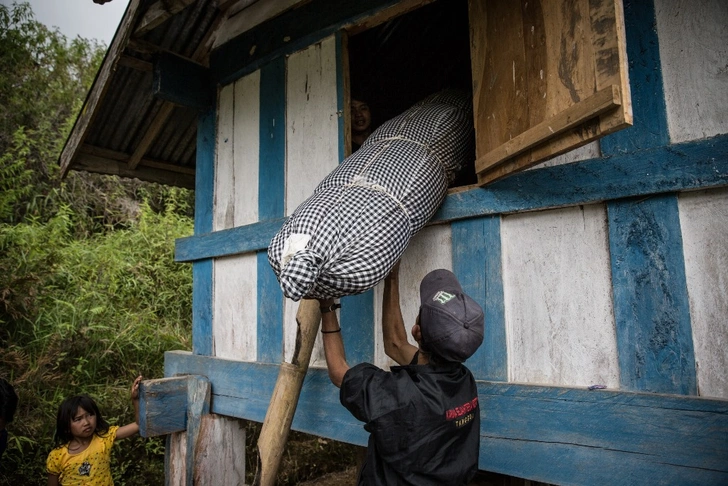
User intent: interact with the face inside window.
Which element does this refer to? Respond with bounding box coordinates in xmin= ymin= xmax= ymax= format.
xmin=351 ymin=99 xmax=372 ymax=134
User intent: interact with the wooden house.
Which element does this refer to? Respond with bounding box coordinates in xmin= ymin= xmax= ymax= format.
xmin=60 ymin=0 xmax=727 ymax=484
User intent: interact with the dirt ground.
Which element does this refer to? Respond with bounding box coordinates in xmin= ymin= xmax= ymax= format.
xmin=297 ymin=466 xmax=551 ymax=486
xmin=297 ymin=466 xmax=359 ymax=485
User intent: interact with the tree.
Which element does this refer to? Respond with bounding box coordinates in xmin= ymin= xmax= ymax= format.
xmin=0 ymin=5 xmax=194 ymax=484
xmin=0 ymin=1 xmax=193 ymax=233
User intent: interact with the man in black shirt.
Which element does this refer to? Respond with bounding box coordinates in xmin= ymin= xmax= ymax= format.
xmin=319 ymin=265 xmax=484 ymax=485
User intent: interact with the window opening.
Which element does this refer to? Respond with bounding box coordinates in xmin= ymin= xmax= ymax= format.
xmin=348 ymin=0 xmax=477 ymax=187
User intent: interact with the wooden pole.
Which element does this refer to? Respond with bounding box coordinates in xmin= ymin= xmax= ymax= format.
xmin=253 ymin=299 xmax=321 ymax=486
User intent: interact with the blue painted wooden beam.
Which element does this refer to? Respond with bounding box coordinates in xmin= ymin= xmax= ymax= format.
xmin=139 ymin=375 xmax=211 ymax=486
xmin=153 ymin=52 xmax=213 ymax=110
xmin=164 ymin=351 xmax=368 ymax=446
xmin=164 ymin=351 xmax=728 ymax=485
xmin=479 ymin=383 xmax=727 ymax=485
xmin=452 ymin=216 xmax=507 ymax=381
xmin=608 ymin=194 xmax=697 ymax=395
xmin=138 ymin=377 xmax=189 ymax=437
xmin=340 ymin=291 xmax=374 ymax=364
xmin=211 ymin=0 xmax=401 ymax=85
xmin=191 ymin=109 xmax=216 ymax=356
xmin=438 ymin=134 xmax=728 ymax=222
xmin=175 ymin=136 xmax=728 ymax=263
xmin=176 ymin=217 xmax=286 ymax=262
xmin=257 ymin=58 xmax=287 ymax=363
xmin=600 ymin=0 xmax=669 ymax=155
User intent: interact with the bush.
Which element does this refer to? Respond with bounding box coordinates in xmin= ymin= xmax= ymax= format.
xmin=0 ymin=203 xmax=193 ymax=486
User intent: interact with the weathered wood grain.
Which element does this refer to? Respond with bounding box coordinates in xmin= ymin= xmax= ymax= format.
xmin=678 ymin=187 xmax=728 ymax=399
xmin=213 ymin=254 xmax=258 ymax=361
xmin=470 ymin=0 xmax=633 ymax=184
xmin=656 ymin=0 xmax=728 ymax=143
xmin=502 ymin=204 xmax=619 ymax=387
xmin=608 ymin=194 xmax=697 ymax=395
xmin=192 ymin=110 xmax=216 ymax=356
xmin=452 ymin=216 xmax=507 ymax=382
xmin=164 ymin=351 xmax=728 ymax=485
xmin=475 ymin=85 xmax=622 ymax=174
xmin=194 ymin=415 xmax=247 ymax=484
xmin=174 ymin=135 xmax=728 ymax=263
xmin=185 ymin=376 xmax=211 ymax=486
xmin=257 ymin=58 xmax=287 ymax=364
xmin=139 ymin=377 xmax=189 ymax=437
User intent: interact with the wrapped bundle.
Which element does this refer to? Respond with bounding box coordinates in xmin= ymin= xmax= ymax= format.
xmin=268 ymin=90 xmax=473 ymax=301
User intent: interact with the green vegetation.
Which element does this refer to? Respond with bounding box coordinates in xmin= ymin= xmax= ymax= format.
xmin=0 ymin=3 xmax=193 ymax=484
xmin=0 ymin=204 xmax=193 ymax=485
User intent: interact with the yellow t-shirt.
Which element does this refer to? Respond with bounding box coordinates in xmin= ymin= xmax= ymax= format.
xmin=46 ymin=425 xmax=119 ymax=486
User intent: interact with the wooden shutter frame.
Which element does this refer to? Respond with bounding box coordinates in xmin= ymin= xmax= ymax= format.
xmin=469 ymin=0 xmax=633 ymax=185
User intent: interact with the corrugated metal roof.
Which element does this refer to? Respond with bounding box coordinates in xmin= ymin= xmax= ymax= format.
xmin=60 ymin=0 xmax=237 ymax=189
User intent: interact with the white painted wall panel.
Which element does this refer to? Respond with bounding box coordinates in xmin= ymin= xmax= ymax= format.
xmin=215 ymin=83 xmax=235 ymax=231
xmin=213 ymin=254 xmax=257 ymax=361
xmin=214 ymin=72 xmax=261 ymax=231
xmin=656 ymin=0 xmax=728 ymax=142
xmin=212 ymin=72 xmax=261 ymax=361
xmin=233 ymin=72 xmax=261 ymax=227
xmin=373 ymin=225 xmax=453 ymax=369
xmin=283 ymin=35 xmax=340 ymax=364
xmin=285 ymin=35 xmax=340 ymax=214
xmin=502 ymin=205 xmax=619 ymax=388
xmin=678 ymin=187 xmax=728 ymax=399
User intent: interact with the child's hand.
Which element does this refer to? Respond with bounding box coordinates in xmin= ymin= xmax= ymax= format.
xmin=131 ymin=375 xmax=142 ymax=401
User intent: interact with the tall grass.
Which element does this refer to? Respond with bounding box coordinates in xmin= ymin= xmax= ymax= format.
xmin=0 ymin=202 xmax=193 ymax=485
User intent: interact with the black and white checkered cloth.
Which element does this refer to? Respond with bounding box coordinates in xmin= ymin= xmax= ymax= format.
xmin=268 ymin=90 xmax=474 ymax=301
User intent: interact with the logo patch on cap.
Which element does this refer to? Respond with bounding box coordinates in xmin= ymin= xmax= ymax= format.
xmin=432 ymin=291 xmax=455 ymax=305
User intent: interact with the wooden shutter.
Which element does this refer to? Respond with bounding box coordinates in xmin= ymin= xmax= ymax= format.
xmin=469 ymin=0 xmax=632 ymax=185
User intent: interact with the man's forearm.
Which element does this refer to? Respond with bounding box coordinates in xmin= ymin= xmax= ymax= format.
xmin=382 ymin=270 xmax=416 ymax=365
xmin=320 ymin=301 xmax=349 ymax=387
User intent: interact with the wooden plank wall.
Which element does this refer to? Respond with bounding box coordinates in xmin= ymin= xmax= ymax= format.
xmin=656 ymin=0 xmax=728 ymax=143
xmin=502 ymin=205 xmax=619 ymax=388
xmin=170 ymin=0 xmax=728 ymax=482
xmin=165 ymin=351 xmax=728 ymax=485
xmin=257 ymin=58 xmax=287 ymax=364
xmin=184 ymin=0 xmax=728 ymax=397
xmin=213 ymin=73 xmax=260 ymax=362
xmin=678 ymin=188 xmax=728 ymax=398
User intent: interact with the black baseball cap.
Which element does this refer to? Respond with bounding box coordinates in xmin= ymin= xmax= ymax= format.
xmin=418 ymin=269 xmax=484 ymax=362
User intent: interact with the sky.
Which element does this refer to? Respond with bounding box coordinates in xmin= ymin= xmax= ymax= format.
xmin=1 ymin=0 xmax=128 ymax=46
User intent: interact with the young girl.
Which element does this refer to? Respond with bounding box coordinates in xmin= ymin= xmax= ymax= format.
xmin=46 ymin=376 xmax=142 ymax=486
